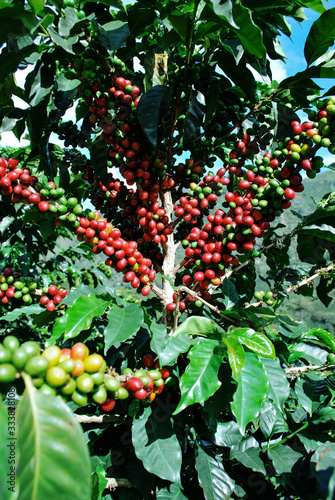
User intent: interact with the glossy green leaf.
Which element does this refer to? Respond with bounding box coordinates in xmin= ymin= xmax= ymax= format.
xmin=231 ymin=352 xmax=268 ymax=433
xmin=209 ymin=0 xmax=235 ymax=26
xmin=231 ymin=328 xmax=275 ymax=358
xmin=230 ymin=445 xmax=266 ymax=475
xmin=132 ymin=406 xmax=182 ymax=484
xmin=222 ymin=337 xmax=245 ymax=378
xmin=221 ymin=279 xmax=239 ymax=310
xmin=0 ymin=399 xmax=11 ymax=500
xmin=16 ymin=375 xmax=91 ymax=500
xmin=295 ymin=374 xmax=326 ymax=415
xmin=48 ymin=27 xmax=78 ymax=54
xmin=28 ymin=0 xmax=44 ymax=13
xmin=137 ymin=85 xmax=172 ymax=151
xmin=0 ymin=45 xmax=38 ymax=81
xmin=303 ymin=328 xmax=335 ymax=352
xmin=304 ymin=8 xmax=335 ymax=66
xmin=62 ymin=295 xmax=108 ymax=340
xmin=259 ymin=401 xmax=288 ymax=438
xmin=267 ymin=444 xmax=302 ymax=475
xmin=299 ymin=224 xmax=335 ymax=243
xmin=195 ymin=444 xmax=235 ymax=500
xmin=156 ymin=483 xmax=187 ymax=500
xmin=232 ymin=2 xmax=266 ymax=59
xmin=173 ymin=339 xmax=222 ymax=414
xmin=261 ymin=357 xmax=290 ymax=410
xmin=212 ymin=421 xmax=242 ymax=448
xmin=104 ymin=303 xmax=143 ymax=353
xmin=0 ymin=304 xmax=44 ymax=322
xmin=173 ymin=316 xmax=222 ymax=338
xmin=159 ymin=335 xmax=197 ymax=367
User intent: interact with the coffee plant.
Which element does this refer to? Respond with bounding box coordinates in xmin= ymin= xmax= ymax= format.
xmin=0 ymin=0 xmax=335 ymax=498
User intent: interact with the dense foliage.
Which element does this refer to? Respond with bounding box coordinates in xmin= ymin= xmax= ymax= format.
xmin=0 ymin=0 xmax=335 ymax=499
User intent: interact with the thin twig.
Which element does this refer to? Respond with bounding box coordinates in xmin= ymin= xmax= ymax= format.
xmin=105 ymin=478 xmax=132 ymax=490
xmin=75 ymin=414 xmax=132 ymax=425
xmin=180 ymin=285 xmax=239 ymax=324
xmin=285 ymin=364 xmax=335 ymax=375
xmin=246 ymin=262 xmax=335 ymax=309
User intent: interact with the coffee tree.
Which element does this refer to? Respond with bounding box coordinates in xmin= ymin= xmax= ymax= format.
xmin=1 ymin=0 xmax=335 ymax=498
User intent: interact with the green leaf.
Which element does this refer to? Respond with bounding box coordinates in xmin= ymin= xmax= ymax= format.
xmin=295 ymin=374 xmax=326 ymax=415
xmin=304 ymin=8 xmax=335 ymax=66
xmin=0 ymin=304 xmax=44 ymax=322
xmin=16 ymin=375 xmax=91 ymax=500
xmin=0 ymin=399 xmax=11 ymax=500
xmin=303 ymin=328 xmax=335 ymax=352
xmin=90 ymin=135 xmax=108 ymax=188
xmin=183 ymin=90 xmax=205 ymax=148
xmin=97 ymin=21 xmax=130 ymax=51
xmin=137 ymin=85 xmax=172 ymax=151
xmin=195 ymin=444 xmax=235 ymax=500
xmin=222 ymin=337 xmax=245 ymax=378
xmin=230 ymin=445 xmax=266 ymax=475
xmin=0 ymin=45 xmax=37 ymax=81
xmin=156 ymin=483 xmax=187 ymax=500
xmin=155 ymin=273 xmax=176 ymax=291
xmin=221 ymin=279 xmax=239 ymax=310
xmin=261 ymin=357 xmax=290 ymax=410
xmin=231 ymin=352 xmax=268 ymax=433
xmin=160 ymin=335 xmax=197 ymax=366
xmin=48 ymin=27 xmax=78 ymax=54
xmin=28 ymin=0 xmax=44 ymax=13
xmin=311 ymin=443 xmax=335 ymax=500
xmin=173 ymin=339 xmax=221 ymax=414
xmin=173 ymin=316 xmax=222 ymax=338
xmin=212 ymin=421 xmax=242 ymax=448
xmin=209 ymin=0 xmax=235 ymax=26
xmin=299 ymin=224 xmax=335 ymax=243
xmin=104 ymin=303 xmax=143 ymax=353
xmin=169 ymin=13 xmax=190 ymax=41
xmin=62 ymin=295 xmax=109 ymax=340
xmin=231 ymin=2 xmax=266 ymax=59
xmin=132 ymin=406 xmax=182 ymax=484
xmin=0 ymin=215 xmax=14 ymax=234
xmin=267 ymin=444 xmax=302 ymax=475
xmin=230 ymin=328 xmax=275 ymax=358
xmin=259 ymin=400 xmax=288 ymax=438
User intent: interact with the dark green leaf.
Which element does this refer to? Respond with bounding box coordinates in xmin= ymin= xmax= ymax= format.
xmin=28 ymin=0 xmax=44 ymax=13
xmin=173 ymin=339 xmax=222 ymax=414
xmin=156 ymin=483 xmax=187 ymax=500
xmin=212 ymin=421 xmax=242 ymax=448
xmin=195 ymin=444 xmax=235 ymax=500
xmin=295 ymin=374 xmax=327 ymax=415
xmin=221 ymin=279 xmax=239 ymax=310
xmin=159 ymin=335 xmax=197 ymax=367
xmin=89 ymin=135 xmax=108 ymax=187
xmin=0 ymin=45 xmax=37 ymax=81
xmin=183 ymin=90 xmax=205 ymax=148
xmin=48 ymin=27 xmax=78 ymax=54
xmin=261 ymin=357 xmax=290 ymax=409
xmin=311 ymin=443 xmax=335 ymax=500
xmin=304 ymin=8 xmax=335 ymax=66
xmin=105 ymin=303 xmax=143 ymax=353
xmin=231 ymin=2 xmax=266 ymax=59
xmin=267 ymin=444 xmax=302 ymax=474
xmin=209 ymin=0 xmax=235 ymax=26
xmin=16 ymin=375 xmax=91 ymax=500
xmin=259 ymin=401 xmax=288 ymax=438
xmin=132 ymin=406 xmax=182 ymax=484
xmin=0 ymin=304 xmax=44 ymax=322
xmin=137 ymin=85 xmax=172 ymax=151
xmin=97 ymin=21 xmax=130 ymax=51
xmin=169 ymin=13 xmax=190 ymax=41
xmin=231 ymin=352 xmax=268 ymax=433
xmin=230 ymin=445 xmax=266 ymax=475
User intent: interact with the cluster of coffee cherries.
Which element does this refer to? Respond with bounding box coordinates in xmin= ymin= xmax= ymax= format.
xmin=0 ymin=268 xmax=67 ymax=310
xmin=0 ymin=157 xmax=39 ymax=202
xmin=253 ymin=290 xmax=274 ymax=306
xmin=0 ymin=336 xmax=169 ymax=411
xmin=163 ymin=98 xmax=335 ymax=310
